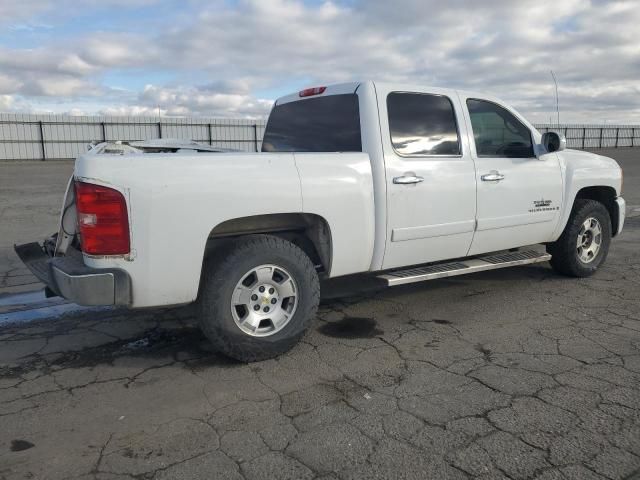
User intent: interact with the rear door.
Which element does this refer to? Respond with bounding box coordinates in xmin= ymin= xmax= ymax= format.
xmin=459 ymin=95 xmax=563 ymax=254
xmin=378 ymin=86 xmax=477 ymax=269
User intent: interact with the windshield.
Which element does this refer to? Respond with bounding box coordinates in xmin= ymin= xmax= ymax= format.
xmin=262 ymin=94 xmax=362 ymax=152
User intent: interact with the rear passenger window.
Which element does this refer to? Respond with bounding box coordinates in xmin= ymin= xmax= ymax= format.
xmin=466 ymin=99 xmax=534 ymax=158
xmin=387 ymin=92 xmax=461 ymax=156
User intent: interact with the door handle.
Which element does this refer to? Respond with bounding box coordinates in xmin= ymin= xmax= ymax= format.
xmin=393 ymin=175 xmax=424 ymax=185
xmin=481 ymin=171 xmax=505 ymax=182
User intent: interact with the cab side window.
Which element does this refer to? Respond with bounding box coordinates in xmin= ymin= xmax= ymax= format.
xmin=387 ymin=92 xmax=461 ymax=156
xmin=466 ymin=99 xmax=534 ymax=158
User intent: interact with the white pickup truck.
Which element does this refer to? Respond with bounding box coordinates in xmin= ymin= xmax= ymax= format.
xmin=16 ymin=81 xmax=625 ymax=361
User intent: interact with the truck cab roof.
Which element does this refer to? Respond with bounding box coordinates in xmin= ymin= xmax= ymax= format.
xmin=274 ymin=80 xmax=505 ymax=108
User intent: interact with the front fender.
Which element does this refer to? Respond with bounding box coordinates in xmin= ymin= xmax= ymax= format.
xmin=551 ymin=149 xmax=623 ymax=239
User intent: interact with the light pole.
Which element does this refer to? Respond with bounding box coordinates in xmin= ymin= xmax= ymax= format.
xmin=550 ymin=70 xmax=560 ymax=125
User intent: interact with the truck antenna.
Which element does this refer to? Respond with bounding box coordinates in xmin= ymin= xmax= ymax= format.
xmin=550 ymin=70 xmax=560 ymax=125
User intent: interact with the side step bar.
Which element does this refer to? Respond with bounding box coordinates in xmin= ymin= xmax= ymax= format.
xmin=378 ymin=249 xmax=551 ymax=286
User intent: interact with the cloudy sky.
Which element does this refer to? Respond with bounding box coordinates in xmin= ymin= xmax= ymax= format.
xmin=0 ymin=0 xmax=638 ymax=123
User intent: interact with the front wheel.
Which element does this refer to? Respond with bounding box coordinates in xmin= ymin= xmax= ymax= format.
xmin=546 ymin=199 xmax=611 ymax=277
xmin=198 ymin=234 xmax=320 ymax=362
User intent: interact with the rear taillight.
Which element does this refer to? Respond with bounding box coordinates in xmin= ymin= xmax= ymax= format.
xmin=74 ymin=181 xmax=130 ymax=255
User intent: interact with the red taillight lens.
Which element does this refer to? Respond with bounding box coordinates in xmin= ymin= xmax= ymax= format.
xmin=75 ymin=181 xmax=130 ymax=255
xmin=299 ymin=86 xmax=326 ymax=97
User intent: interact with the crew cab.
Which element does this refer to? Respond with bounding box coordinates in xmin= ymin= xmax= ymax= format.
xmin=16 ymin=81 xmax=625 ymax=361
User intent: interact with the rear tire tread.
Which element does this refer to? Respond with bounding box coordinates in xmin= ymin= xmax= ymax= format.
xmin=199 ymin=234 xmax=320 ymax=362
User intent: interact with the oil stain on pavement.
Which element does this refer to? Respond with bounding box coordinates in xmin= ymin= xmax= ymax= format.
xmin=318 ymin=316 xmax=383 ymax=339
xmin=10 ymin=440 xmax=34 ymax=452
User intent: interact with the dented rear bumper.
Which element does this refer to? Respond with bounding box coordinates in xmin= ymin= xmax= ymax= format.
xmin=14 ymin=242 xmax=131 ymax=306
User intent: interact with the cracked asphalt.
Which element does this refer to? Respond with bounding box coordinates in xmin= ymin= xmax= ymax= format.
xmin=1 ymin=149 xmax=640 ymax=480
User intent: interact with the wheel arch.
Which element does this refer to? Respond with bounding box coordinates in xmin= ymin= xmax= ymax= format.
xmin=204 ymin=213 xmax=333 ymax=275
xmin=574 ymin=186 xmax=619 ymax=237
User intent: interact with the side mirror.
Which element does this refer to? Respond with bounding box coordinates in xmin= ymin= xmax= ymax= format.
xmin=541 ymin=131 xmax=566 ymax=153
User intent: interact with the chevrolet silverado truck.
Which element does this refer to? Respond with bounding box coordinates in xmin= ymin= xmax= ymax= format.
xmin=15 ymin=81 xmax=625 ymax=361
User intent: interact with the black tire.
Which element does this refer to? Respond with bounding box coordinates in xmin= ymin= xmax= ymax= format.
xmin=546 ymin=199 xmax=611 ymax=277
xmin=198 ymin=234 xmax=320 ymax=362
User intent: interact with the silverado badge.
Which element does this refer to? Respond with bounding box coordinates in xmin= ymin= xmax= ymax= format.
xmin=533 ymin=198 xmax=552 ymax=208
xmin=529 ymin=198 xmax=558 ymax=213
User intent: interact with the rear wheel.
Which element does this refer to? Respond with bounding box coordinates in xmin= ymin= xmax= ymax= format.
xmin=199 ymin=235 xmax=320 ymax=362
xmin=546 ymin=199 xmax=611 ymax=277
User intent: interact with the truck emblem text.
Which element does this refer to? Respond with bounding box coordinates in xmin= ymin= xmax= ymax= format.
xmin=529 ymin=198 xmax=558 ymax=213
xmin=534 ymin=199 xmax=552 ymax=208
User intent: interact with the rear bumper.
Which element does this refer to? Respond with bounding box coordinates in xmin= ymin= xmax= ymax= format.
xmin=615 ymin=196 xmax=626 ymax=236
xmin=14 ymin=242 xmax=131 ymax=306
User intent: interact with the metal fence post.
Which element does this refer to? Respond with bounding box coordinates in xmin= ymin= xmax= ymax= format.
xmin=157 ymin=122 xmax=162 ymax=139
xmin=582 ymin=127 xmax=586 ymax=149
xmin=208 ymin=123 xmax=212 ymax=145
xmin=101 ymin=122 xmax=107 ymax=142
xmin=599 ymin=127 xmax=603 ymax=148
xmin=253 ymin=124 xmax=259 ymax=152
xmin=38 ymin=121 xmax=46 ymax=161
xmin=615 ymin=127 xmax=619 ymax=148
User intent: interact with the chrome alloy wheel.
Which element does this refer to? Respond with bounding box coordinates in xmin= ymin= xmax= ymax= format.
xmin=231 ymin=264 xmax=298 ymax=337
xmin=577 ymin=217 xmax=602 ymax=264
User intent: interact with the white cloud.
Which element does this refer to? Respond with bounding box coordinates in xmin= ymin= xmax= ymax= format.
xmin=0 ymin=0 xmax=161 ymax=26
xmin=58 ymin=54 xmax=96 ymax=76
xmin=98 ymin=105 xmax=163 ymax=117
xmin=136 ymin=84 xmax=273 ymax=118
xmin=0 ymin=95 xmax=15 ymax=111
xmin=80 ymin=34 xmax=157 ymax=68
xmin=29 ymin=77 xmax=101 ymax=97
xmin=0 ymin=74 xmax=23 ymax=93
xmin=0 ymin=1 xmax=51 ymax=25
xmin=0 ymin=0 xmax=639 ymax=122
xmin=0 ymin=47 xmax=103 ymax=97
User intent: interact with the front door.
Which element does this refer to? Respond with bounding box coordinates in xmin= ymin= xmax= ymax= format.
xmin=379 ymin=87 xmax=477 ymax=269
xmin=460 ymin=96 xmax=563 ymax=255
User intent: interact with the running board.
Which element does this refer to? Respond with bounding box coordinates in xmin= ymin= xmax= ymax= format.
xmin=378 ymin=250 xmax=551 ymax=286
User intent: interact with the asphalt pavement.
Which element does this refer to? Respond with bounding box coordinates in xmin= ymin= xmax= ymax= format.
xmin=0 ymin=148 xmax=639 ymax=480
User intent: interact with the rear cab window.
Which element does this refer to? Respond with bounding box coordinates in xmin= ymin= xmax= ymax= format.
xmin=262 ymin=94 xmax=362 ymax=152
